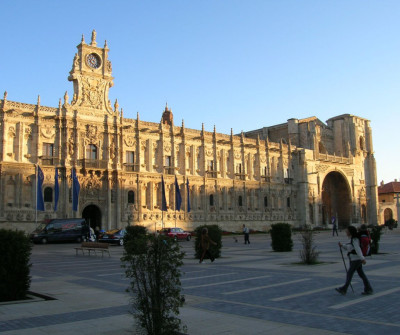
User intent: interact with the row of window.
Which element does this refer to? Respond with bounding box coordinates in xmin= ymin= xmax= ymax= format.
xmin=41 ymin=144 xmax=290 ymax=180
xmin=42 ymin=188 xmax=292 ymax=208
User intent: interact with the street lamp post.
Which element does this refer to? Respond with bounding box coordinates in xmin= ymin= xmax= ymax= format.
xmin=394 ymin=192 xmax=400 ymax=225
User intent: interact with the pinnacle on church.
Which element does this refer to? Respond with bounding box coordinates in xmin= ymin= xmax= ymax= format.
xmin=161 ymin=102 xmax=173 ymax=126
xmin=91 ymin=30 xmax=97 ymax=46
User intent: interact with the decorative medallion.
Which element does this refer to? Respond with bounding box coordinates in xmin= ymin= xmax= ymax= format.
xmin=124 ymin=136 xmax=135 ymax=147
xmin=86 ymin=125 xmax=97 ymax=140
xmin=41 ymin=125 xmax=55 ymax=139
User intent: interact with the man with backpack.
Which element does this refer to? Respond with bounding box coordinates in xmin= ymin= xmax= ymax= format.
xmin=336 ymin=225 xmax=373 ymax=296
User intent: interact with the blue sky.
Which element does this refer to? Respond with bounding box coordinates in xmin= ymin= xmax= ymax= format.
xmin=1 ymin=1 xmax=399 ymax=184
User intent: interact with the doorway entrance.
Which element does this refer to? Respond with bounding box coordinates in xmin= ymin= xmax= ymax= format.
xmin=82 ymin=205 xmax=102 ymax=230
xmin=321 ymin=171 xmax=352 ymax=228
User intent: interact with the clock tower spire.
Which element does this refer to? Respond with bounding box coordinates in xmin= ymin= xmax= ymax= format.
xmin=68 ymin=30 xmax=114 ymax=114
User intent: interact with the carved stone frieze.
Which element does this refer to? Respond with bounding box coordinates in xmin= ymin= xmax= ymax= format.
xmin=124 ymin=136 xmax=135 ymax=147
xmin=41 ymin=124 xmax=55 ymax=139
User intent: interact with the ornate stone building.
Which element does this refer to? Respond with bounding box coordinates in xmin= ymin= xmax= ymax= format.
xmin=0 ymin=31 xmax=380 ymax=233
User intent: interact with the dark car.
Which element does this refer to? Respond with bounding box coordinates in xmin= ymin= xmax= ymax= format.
xmin=30 ymin=218 xmax=89 ymax=244
xmin=98 ymin=229 xmax=126 ymax=246
xmin=159 ymin=227 xmax=191 ymax=241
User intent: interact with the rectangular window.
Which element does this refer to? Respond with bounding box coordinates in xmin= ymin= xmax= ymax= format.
xmin=126 ymin=151 xmax=135 ymax=171
xmin=165 ymin=156 xmax=173 ymax=174
xmin=126 ymin=151 xmax=135 ymax=164
xmin=207 ymin=160 xmax=214 ymax=171
xmin=236 ymin=163 xmax=242 ymax=174
xmin=43 ymin=143 xmax=54 ymax=157
xmin=86 ymin=144 xmax=97 ymax=160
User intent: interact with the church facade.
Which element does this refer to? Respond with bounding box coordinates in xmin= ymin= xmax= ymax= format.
xmin=0 ymin=31 xmax=380 ymax=233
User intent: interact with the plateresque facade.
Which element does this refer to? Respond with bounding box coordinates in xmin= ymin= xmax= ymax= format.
xmin=0 ymin=31 xmax=380 ymax=233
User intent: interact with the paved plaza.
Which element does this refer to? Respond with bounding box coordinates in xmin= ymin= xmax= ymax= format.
xmin=1 ymin=228 xmax=400 ymax=334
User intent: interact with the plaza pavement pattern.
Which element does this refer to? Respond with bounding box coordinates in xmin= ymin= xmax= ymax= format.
xmin=0 ymin=229 xmax=399 ymax=334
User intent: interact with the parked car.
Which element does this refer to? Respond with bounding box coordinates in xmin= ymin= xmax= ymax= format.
xmin=98 ymin=229 xmax=126 ymax=246
xmin=159 ymin=227 xmax=191 ymax=241
xmin=30 ymin=218 xmax=89 ymax=244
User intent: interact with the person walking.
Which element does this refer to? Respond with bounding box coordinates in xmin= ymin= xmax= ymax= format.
xmin=332 ymin=216 xmax=338 ymax=236
xmin=243 ymin=224 xmax=250 ymax=244
xmin=199 ymin=227 xmax=217 ymax=263
xmin=335 ymin=225 xmax=373 ymax=295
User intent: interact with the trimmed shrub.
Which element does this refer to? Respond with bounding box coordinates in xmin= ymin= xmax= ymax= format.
xmin=122 ymin=234 xmax=186 ymax=335
xmin=0 ymin=229 xmax=32 ymax=302
xmin=270 ymin=223 xmax=293 ymax=252
xmin=194 ymin=224 xmax=222 ymax=260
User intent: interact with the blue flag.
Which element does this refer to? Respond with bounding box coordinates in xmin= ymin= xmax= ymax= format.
xmin=161 ymin=175 xmax=167 ymax=211
xmin=186 ymin=178 xmax=191 ymax=213
xmin=72 ymin=168 xmax=80 ymax=212
xmin=36 ymin=165 xmax=45 ymax=211
xmin=175 ymin=175 xmax=182 ymax=211
xmin=54 ymin=168 xmax=59 ymax=211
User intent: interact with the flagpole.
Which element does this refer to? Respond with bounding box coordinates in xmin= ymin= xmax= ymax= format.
xmin=71 ymin=168 xmax=74 ymax=218
xmin=35 ymin=164 xmax=38 ymax=225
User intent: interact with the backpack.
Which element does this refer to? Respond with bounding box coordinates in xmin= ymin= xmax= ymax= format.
xmin=359 ymin=232 xmax=372 ymax=257
xmin=349 ymin=233 xmax=371 ymax=257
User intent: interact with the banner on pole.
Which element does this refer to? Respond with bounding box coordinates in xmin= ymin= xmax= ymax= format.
xmin=161 ymin=175 xmax=167 ymax=211
xmin=72 ymin=168 xmax=80 ymax=212
xmin=175 ymin=175 xmax=182 ymax=211
xmin=36 ymin=165 xmax=45 ymax=211
xmin=186 ymin=178 xmax=191 ymax=213
xmin=54 ymin=168 xmax=59 ymax=211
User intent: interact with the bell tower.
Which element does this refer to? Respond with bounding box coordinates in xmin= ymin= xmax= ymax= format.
xmin=68 ymin=30 xmax=114 ymax=114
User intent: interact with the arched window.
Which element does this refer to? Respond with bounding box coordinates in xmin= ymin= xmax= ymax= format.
xmin=86 ymin=144 xmax=97 ymax=160
xmin=238 ymin=195 xmax=243 ymax=207
xmin=128 ymin=191 xmax=135 ymax=204
xmin=44 ymin=187 xmax=53 ymax=202
xmin=209 ymin=194 xmax=214 ymax=206
xmin=264 ymin=196 xmax=268 ymax=207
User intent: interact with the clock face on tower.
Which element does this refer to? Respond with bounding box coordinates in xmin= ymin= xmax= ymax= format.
xmin=86 ymin=53 xmax=101 ymax=69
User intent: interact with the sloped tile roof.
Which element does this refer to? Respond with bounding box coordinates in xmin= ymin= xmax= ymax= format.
xmin=378 ymin=182 xmax=400 ymax=194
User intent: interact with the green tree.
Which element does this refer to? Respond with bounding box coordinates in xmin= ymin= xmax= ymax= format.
xmin=0 ymin=229 xmax=32 ymax=301
xmin=122 ymin=233 xmax=186 ymax=335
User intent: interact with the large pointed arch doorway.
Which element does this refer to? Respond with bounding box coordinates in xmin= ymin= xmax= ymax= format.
xmin=82 ymin=205 xmax=102 ymax=230
xmin=321 ymin=172 xmax=352 ymax=228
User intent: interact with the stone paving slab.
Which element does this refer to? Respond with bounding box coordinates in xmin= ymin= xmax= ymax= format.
xmin=0 ymin=229 xmax=399 ymax=334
